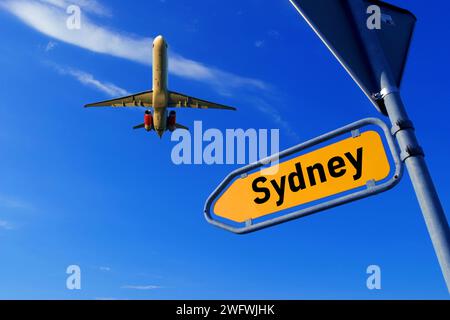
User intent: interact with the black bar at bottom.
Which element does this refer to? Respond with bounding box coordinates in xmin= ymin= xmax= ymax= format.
xmin=0 ymin=300 xmax=448 ymax=318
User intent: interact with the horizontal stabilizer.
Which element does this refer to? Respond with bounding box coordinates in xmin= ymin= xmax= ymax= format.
xmin=176 ymin=123 xmax=189 ymax=131
xmin=133 ymin=123 xmax=145 ymax=130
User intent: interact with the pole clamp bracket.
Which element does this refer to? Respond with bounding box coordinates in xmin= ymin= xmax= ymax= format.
xmin=391 ymin=120 xmax=414 ymax=136
xmin=372 ymin=86 xmax=399 ymax=100
xmin=401 ymin=145 xmax=425 ymax=162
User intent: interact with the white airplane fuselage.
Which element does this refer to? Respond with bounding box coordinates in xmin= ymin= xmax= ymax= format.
xmin=84 ymin=35 xmax=236 ymax=137
xmin=152 ymin=35 xmax=169 ymax=136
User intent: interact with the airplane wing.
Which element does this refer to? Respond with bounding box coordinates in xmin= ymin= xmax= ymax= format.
xmin=85 ymin=91 xmax=153 ymax=108
xmin=168 ymin=91 xmax=236 ymax=111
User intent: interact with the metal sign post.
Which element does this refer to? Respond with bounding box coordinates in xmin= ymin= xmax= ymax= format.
xmin=290 ymin=0 xmax=450 ymax=291
xmin=347 ymin=0 xmax=450 ymax=292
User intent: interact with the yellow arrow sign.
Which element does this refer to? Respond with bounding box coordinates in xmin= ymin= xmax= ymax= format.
xmin=213 ymin=130 xmax=391 ymax=223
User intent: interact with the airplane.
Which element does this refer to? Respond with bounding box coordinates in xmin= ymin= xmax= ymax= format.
xmin=84 ymin=35 xmax=236 ymax=138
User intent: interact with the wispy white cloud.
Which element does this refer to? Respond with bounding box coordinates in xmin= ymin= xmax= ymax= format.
xmin=52 ymin=64 xmax=129 ymax=97
xmin=0 ymin=194 xmax=34 ymax=230
xmin=0 ymin=194 xmax=33 ymax=230
xmin=254 ymin=30 xmax=280 ymax=49
xmin=40 ymin=0 xmax=112 ymax=17
xmin=0 ymin=220 xmax=13 ymax=230
xmin=268 ymin=29 xmax=280 ymax=38
xmin=0 ymin=0 xmax=266 ymax=92
xmin=45 ymin=40 xmax=57 ymax=52
xmin=121 ymin=285 xmax=162 ymax=290
xmin=254 ymin=40 xmax=265 ymax=48
xmin=0 ymin=194 xmax=32 ymax=210
xmin=243 ymin=96 xmax=300 ymax=140
xmin=1 ymin=0 xmax=150 ymax=64
xmin=99 ymin=266 xmax=111 ymax=272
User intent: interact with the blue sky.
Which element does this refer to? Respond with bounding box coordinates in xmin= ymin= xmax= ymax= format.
xmin=0 ymin=0 xmax=449 ymax=299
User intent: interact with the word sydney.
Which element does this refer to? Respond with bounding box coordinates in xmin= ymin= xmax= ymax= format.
xmin=253 ymin=148 xmax=363 ymax=206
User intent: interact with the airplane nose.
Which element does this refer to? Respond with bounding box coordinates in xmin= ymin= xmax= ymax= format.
xmin=153 ymin=35 xmax=165 ymax=45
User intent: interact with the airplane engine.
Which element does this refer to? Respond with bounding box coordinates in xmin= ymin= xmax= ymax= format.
xmin=144 ymin=111 xmax=153 ymax=131
xmin=167 ymin=111 xmax=176 ymax=132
